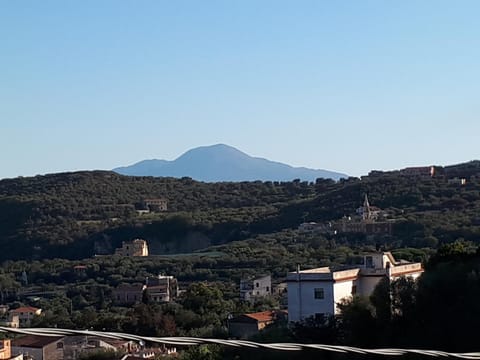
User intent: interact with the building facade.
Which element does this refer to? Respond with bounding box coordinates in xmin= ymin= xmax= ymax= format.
xmin=113 ymin=284 xmax=146 ymax=305
xmin=143 ymin=198 xmax=168 ymax=212
xmin=240 ymin=275 xmax=271 ymax=302
xmin=12 ymin=335 xmax=64 ymax=360
xmin=399 ymin=166 xmax=435 ymax=177
xmin=228 ymin=311 xmax=286 ymax=339
xmin=63 ymin=336 xmax=136 ymax=360
xmin=0 ymin=340 xmax=12 ymax=360
xmin=146 ymin=275 xmax=178 ymax=303
xmin=287 ymin=252 xmax=423 ymax=323
xmin=8 ymin=307 xmax=42 ymax=327
xmin=115 ymin=239 xmax=149 ymax=257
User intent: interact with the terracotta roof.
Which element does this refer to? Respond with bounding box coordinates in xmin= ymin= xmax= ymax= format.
xmin=10 ymin=306 xmax=40 ymax=313
xmin=245 ymin=311 xmax=278 ymax=322
xmin=12 ymin=335 xmax=62 ymax=348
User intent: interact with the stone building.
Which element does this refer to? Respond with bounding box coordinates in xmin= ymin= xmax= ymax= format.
xmin=12 ymin=335 xmax=64 ymax=360
xmin=143 ymin=198 xmax=168 ymax=212
xmin=115 ymin=239 xmax=149 ymax=257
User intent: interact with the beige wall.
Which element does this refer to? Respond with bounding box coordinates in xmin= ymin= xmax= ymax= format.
xmin=0 ymin=340 xmax=11 ymax=359
xmin=13 ymin=340 xmax=63 ymax=360
xmin=333 ymin=280 xmax=355 ymax=314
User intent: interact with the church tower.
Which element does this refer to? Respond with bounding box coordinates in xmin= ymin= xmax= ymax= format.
xmin=363 ymin=194 xmax=371 ymax=220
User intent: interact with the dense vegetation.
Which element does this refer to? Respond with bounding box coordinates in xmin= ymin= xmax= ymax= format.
xmin=1 ymin=241 xmax=478 ymax=359
xmin=1 ymin=161 xmax=480 ymax=261
xmin=2 ymin=161 xmax=480 ymax=358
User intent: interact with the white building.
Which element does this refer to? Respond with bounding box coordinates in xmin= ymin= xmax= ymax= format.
xmin=240 ymin=275 xmax=271 ymax=302
xmin=287 ymin=252 xmax=423 ymax=323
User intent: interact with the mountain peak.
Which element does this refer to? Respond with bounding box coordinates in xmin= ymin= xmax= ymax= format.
xmin=114 ymin=144 xmax=347 ymax=182
xmin=176 ymin=144 xmax=249 ymax=162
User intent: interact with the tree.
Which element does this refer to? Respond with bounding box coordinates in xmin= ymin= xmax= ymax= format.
xmin=336 ymin=296 xmax=375 ymax=347
xmin=180 ymin=345 xmax=223 ymax=360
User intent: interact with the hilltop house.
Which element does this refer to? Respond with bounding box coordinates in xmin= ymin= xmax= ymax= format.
xmin=113 ymin=284 xmax=146 ymax=305
xmin=115 ymin=239 xmax=149 ymax=257
xmin=145 ymin=275 xmax=178 ymax=303
xmin=299 ymin=195 xmax=394 ymax=236
xmin=143 ymin=198 xmax=168 ymax=212
xmin=240 ymin=275 xmax=271 ymax=302
xmin=338 ymin=195 xmax=393 ymax=235
xmin=399 ymin=166 xmax=435 ymax=177
xmin=8 ymin=306 xmax=42 ymax=327
xmin=287 ymin=252 xmax=423 ymax=323
xmin=113 ymin=275 xmax=179 ymax=305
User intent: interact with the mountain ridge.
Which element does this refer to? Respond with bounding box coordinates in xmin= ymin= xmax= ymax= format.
xmin=113 ymin=144 xmax=348 ymax=182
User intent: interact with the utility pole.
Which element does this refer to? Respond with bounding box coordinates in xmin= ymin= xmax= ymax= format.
xmin=297 ymin=264 xmax=302 ymax=321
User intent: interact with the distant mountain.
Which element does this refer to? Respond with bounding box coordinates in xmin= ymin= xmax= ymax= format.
xmin=113 ymin=144 xmax=348 ymax=182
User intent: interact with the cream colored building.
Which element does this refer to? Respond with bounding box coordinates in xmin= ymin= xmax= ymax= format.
xmin=115 ymin=239 xmax=149 ymax=257
xmin=8 ymin=307 xmax=42 ymax=327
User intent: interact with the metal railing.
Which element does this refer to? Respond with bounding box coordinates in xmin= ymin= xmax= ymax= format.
xmin=1 ymin=327 xmax=479 ymax=359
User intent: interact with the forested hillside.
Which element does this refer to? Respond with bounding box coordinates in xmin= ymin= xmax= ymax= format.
xmin=1 ymin=161 xmax=480 ymax=261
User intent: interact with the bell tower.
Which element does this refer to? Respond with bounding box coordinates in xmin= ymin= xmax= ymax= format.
xmin=363 ymin=194 xmax=371 ymax=220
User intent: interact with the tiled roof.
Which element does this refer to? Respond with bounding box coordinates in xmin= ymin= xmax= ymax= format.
xmin=12 ymin=335 xmax=62 ymax=348
xmin=244 ymin=311 xmax=282 ymax=322
xmin=10 ymin=306 xmax=40 ymax=313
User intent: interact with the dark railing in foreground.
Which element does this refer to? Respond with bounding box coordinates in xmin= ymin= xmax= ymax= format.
xmin=1 ymin=327 xmax=479 ymax=359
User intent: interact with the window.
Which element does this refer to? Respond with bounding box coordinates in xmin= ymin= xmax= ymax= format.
xmin=314 ymin=288 xmax=324 ymax=299
xmin=365 ymin=256 xmax=373 ymax=268
xmin=256 ymin=282 xmax=259 ymax=288
xmin=266 ymin=286 xmax=269 ymax=292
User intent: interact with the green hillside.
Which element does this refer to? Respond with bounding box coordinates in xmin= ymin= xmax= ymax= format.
xmin=1 ymin=162 xmax=480 ymax=261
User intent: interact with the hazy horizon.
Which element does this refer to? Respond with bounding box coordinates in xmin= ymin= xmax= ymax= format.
xmin=0 ymin=142 xmax=476 ymax=181
xmin=2 ymin=1 xmax=479 ymax=179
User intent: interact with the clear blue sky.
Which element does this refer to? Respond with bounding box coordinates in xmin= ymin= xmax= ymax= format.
xmin=1 ymin=1 xmax=479 ymax=179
